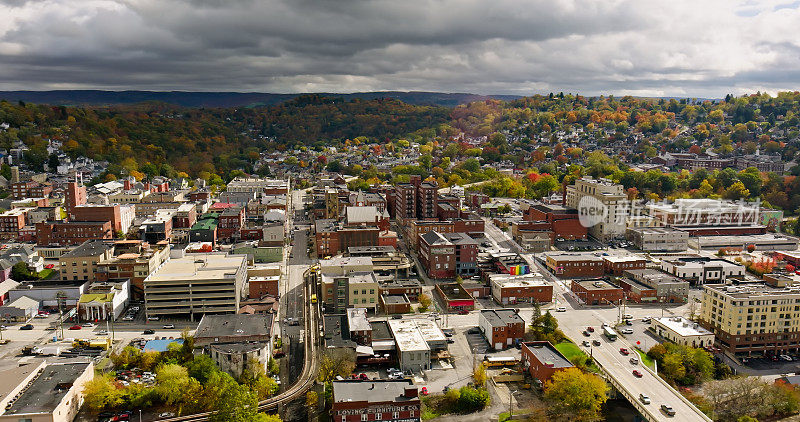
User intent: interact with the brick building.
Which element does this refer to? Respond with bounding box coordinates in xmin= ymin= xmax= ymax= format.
xmin=602 ymin=255 xmax=647 ymax=276
xmin=72 ymin=204 xmax=135 ymax=234
xmin=444 ymin=232 xmax=478 ymax=276
xmin=217 ymin=205 xmax=245 ymax=240
xmin=543 ymin=252 xmax=604 ymax=278
xmin=489 ymin=273 xmax=553 ymax=305
xmin=330 ymin=380 xmax=421 ymax=422
xmin=520 ymin=341 xmax=575 ymax=382
xmin=418 ymin=231 xmax=455 ymax=279
xmin=478 ymin=309 xmax=525 ymax=350
xmin=434 ymin=282 xmax=474 ymax=312
xmin=0 ymin=208 xmax=30 ymax=240
xmin=571 ymin=279 xmax=624 ymax=305
xmin=64 ymin=182 xmax=87 ymax=215
xmin=36 ymin=220 xmax=113 ymax=246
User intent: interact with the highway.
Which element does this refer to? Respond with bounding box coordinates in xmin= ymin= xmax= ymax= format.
xmin=482 ymin=218 xmax=711 ymax=422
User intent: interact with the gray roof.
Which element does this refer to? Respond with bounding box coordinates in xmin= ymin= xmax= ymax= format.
xmin=195 ymin=314 xmax=273 ymax=340
xmin=61 ymin=240 xmax=112 ymax=258
xmin=420 ymin=231 xmax=451 ymax=246
xmin=5 ymin=363 xmax=91 ymax=415
xmin=332 ymin=380 xmax=417 ymax=404
xmin=523 ymin=342 xmax=573 ymax=369
xmin=481 ymin=309 xmax=524 ymax=327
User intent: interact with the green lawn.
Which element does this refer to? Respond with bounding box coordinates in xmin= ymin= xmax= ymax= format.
xmin=636 ymin=348 xmax=655 ymax=368
xmin=555 ymin=341 xmax=584 ymax=360
xmin=37 ymin=268 xmax=55 ymax=280
xmin=556 ymin=341 xmax=599 ymax=372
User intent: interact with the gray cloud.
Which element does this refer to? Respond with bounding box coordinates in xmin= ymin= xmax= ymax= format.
xmin=0 ymin=0 xmax=797 ymax=97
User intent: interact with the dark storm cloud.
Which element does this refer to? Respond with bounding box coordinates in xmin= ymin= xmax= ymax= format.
xmin=0 ymin=0 xmax=798 ymax=96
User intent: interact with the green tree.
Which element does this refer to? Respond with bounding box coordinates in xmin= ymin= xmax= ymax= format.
xmin=11 ymin=261 xmax=36 ymax=281
xmin=186 ymin=354 xmax=218 ymax=383
xmin=210 ymin=382 xmax=260 ymax=422
xmin=543 ymin=368 xmax=608 ymax=420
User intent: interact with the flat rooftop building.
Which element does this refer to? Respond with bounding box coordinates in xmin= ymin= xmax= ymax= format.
xmin=143 ymin=253 xmax=247 ymax=319
xmin=0 ymin=361 xmax=94 ymax=422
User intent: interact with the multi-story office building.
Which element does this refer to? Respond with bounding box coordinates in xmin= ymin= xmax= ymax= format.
xmin=59 ymin=240 xmax=114 ymax=283
xmin=565 ymin=177 xmax=626 ymax=242
xmin=625 ymin=227 xmax=689 ymax=252
xmin=143 ymin=253 xmax=248 ymax=320
xmin=699 ymin=281 xmax=800 ymax=355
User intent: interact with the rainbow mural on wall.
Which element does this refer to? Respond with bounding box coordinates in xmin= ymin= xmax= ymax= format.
xmin=508 ymin=265 xmax=530 ymax=275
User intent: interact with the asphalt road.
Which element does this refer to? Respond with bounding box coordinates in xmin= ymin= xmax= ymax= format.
xmin=482 ymin=218 xmax=710 ymax=422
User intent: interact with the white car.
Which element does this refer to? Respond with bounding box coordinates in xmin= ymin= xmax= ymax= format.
xmin=556 ymin=306 xmax=567 ymax=312
xmin=620 ymin=328 xmax=634 ymax=334
xmin=147 ymin=316 xmax=160 ymax=321
xmin=122 ymin=315 xmax=134 ymax=321
xmin=639 ymin=394 xmax=651 ymax=404
xmin=82 ymin=322 xmax=95 ymax=327
xmin=780 ymin=354 xmax=793 ymax=361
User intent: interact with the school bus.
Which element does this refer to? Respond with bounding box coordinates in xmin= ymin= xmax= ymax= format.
xmin=483 ymin=356 xmax=518 ymax=368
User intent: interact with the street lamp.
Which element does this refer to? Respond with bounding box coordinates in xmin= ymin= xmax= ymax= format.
xmin=509 ymin=389 xmax=520 ymax=417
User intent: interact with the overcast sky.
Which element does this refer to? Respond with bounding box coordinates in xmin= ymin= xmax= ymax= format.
xmin=1 ymin=0 xmax=799 ymax=97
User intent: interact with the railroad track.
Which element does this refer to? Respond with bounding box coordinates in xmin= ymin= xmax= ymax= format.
xmin=160 ymin=275 xmax=319 ymax=422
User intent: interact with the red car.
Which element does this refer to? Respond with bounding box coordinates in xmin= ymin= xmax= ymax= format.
xmin=632 ymin=370 xmax=643 ymax=378
xmin=359 ymin=373 xmax=369 ymax=381
xmin=587 ymin=327 xmax=595 ymax=333
xmin=69 ymin=325 xmax=82 ymax=330
xmin=421 ymin=387 xmax=429 ymax=395
xmin=45 ymin=264 xmax=54 ymax=269
xmin=619 ymin=348 xmax=629 ymax=355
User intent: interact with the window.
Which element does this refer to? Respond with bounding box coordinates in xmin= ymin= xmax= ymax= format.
xmin=361 ymin=414 xmax=368 ymax=421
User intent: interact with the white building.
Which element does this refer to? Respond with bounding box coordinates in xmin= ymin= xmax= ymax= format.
xmin=660 ymin=257 xmax=745 ymax=285
xmin=387 ymin=319 xmax=431 ymax=372
xmin=78 ymin=280 xmax=130 ymax=322
xmin=625 ymin=227 xmax=689 ymax=252
xmin=651 ymin=317 xmax=715 ymax=348
xmin=565 ymin=177 xmax=626 ymax=242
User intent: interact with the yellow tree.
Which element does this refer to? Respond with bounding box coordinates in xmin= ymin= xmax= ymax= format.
xmin=543 ymin=368 xmax=608 ymax=420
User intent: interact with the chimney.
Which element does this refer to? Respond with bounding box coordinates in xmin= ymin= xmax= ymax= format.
xmin=10 ymin=166 xmax=19 ymax=184
xmin=404 ymin=387 xmax=418 ymax=398
xmin=144 ymin=182 xmax=151 ymax=192
xmin=124 ymin=178 xmax=132 ymax=190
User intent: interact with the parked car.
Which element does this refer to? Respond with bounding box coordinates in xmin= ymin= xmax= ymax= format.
xmin=20 ymin=324 xmax=33 ymax=330
xmin=99 ymin=330 xmax=108 ymax=335
xmin=122 ymin=315 xmax=134 ymax=321
xmin=467 ymin=327 xmax=481 ymax=335
xmin=660 ymin=404 xmax=676 ymax=416
xmin=619 ymin=348 xmax=629 ymax=355
xmin=69 ymin=325 xmax=82 ymax=330
xmin=158 ymin=413 xmax=176 ymax=419
xmin=632 ymin=370 xmax=643 ymax=378
xmin=421 ymin=387 xmax=428 ymax=395
xmin=556 ymin=306 xmax=567 ymax=312
xmin=620 ymin=328 xmax=634 ymax=334
xmin=639 ymin=393 xmax=651 ymax=404
xmin=392 ymin=315 xmax=403 ymax=319
xmin=780 ymin=354 xmax=793 ymax=361
xmin=622 ymin=314 xmax=633 ymax=320
xmin=359 ymin=373 xmax=369 ymax=381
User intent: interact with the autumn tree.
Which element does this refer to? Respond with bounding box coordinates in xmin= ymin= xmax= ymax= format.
xmin=543 ymin=368 xmax=608 ymax=420
xmin=318 ymin=349 xmax=356 ymax=383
